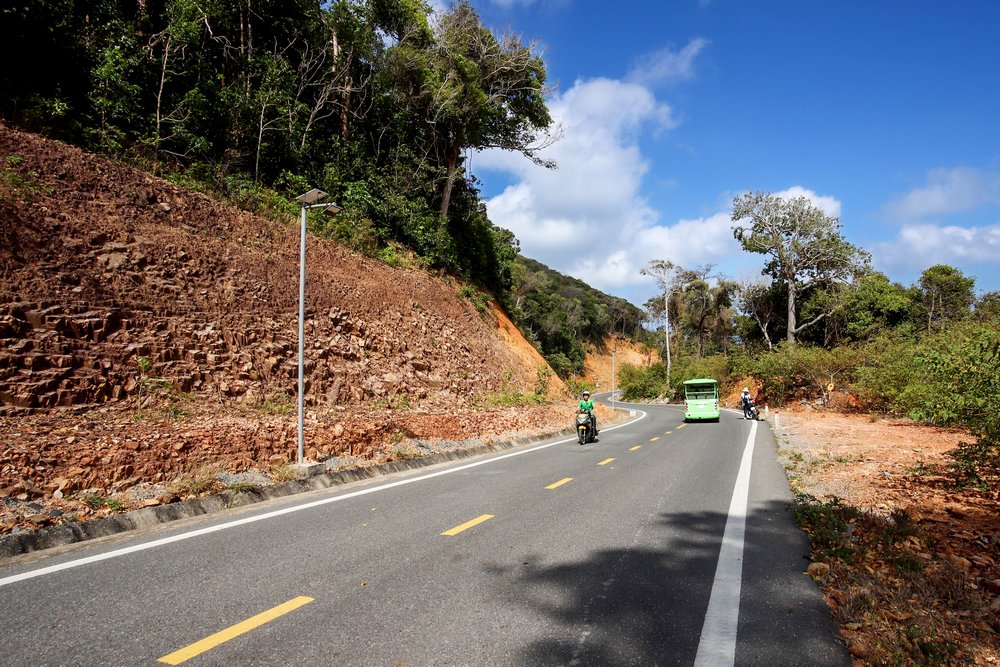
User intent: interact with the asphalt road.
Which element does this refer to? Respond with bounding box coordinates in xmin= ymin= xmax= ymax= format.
xmin=0 ymin=401 xmax=849 ymax=666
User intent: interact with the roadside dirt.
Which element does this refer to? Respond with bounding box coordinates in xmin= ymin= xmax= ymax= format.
xmin=0 ymin=396 xmax=623 ymax=536
xmin=775 ymin=407 xmax=1000 ymax=665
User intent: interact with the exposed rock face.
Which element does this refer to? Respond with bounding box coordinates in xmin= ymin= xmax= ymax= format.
xmin=0 ymin=121 xmax=558 ymax=416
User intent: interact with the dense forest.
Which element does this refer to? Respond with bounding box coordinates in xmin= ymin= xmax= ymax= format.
xmin=0 ymin=0 xmax=550 ymax=297
xmin=0 ymin=0 xmax=649 ymax=368
xmin=510 ymin=258 xmax=650 ymax=377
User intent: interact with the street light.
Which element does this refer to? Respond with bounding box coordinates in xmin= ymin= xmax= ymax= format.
xmin=611 ymin=342 xmax=616 ymax=409
xmin=294 ymin=189 xmax=341 ymax=465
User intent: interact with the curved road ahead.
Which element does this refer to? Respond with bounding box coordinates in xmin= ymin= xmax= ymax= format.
xmin=0 ymin=400 xmax=849 ymax=666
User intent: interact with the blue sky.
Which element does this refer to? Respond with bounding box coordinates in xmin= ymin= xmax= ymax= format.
xmin=451 ymin=0 xmax=1000 ymax=307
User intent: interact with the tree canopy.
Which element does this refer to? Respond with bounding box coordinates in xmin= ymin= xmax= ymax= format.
xmin=732 ymin=192 xmax=869 ymax=343
xmin=0 ymin=0 xmax=553 ymax=298
xmin=511 ymin=257 xmax=648 ymax=378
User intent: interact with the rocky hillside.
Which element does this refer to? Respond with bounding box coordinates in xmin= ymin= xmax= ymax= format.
xmin=0 ymin=122 xmax=589 ymax=523
xmin=0 ymin=121 xmax=559 ymax=415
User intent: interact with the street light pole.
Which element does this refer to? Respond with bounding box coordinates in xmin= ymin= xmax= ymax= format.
xmin=297 ymin=202 xmax=307 ymax=465
xmin=294 ymin=189 xmax=341 ymax=465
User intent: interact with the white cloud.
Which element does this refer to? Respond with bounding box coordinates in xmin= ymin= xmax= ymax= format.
xmin=773 ymin=186 xmax=842 ymax=219
xmin=882 ymin=167 xmax=1000 ymax=221
xmin=872 ymin=167 xmax=1000 ymax=288
xmin=874 ymin=221 xmax=1000 ymax=273
xmin=627 ymin=38 xmax=711 ymax=87
xmin=477 ymin=76 xmax=745 ymax=301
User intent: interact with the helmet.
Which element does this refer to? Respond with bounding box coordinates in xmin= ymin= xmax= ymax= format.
xmin=742 ymin=387 xmax=749 ymax=393
xmin=582 ymin=390 xmax=590 ymax=396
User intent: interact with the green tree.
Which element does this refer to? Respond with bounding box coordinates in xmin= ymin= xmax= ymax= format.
xmin=735 ymin=274 xmax=784 ymax=350
xmin=912 ymin=325 xmax=1000 ymax=487
xmin=676 ymin=267 xmax=736 ymax=357
xmin=732 ymin=192 xmax=869 ymax=344
xmin=384 ymin=0 xmax=554 ymax=218
xmin=975 ymin=291 xmax=1000 ymax=323
xmin=918 ymin=264 xmax=974 ymax=332
xmin=838 ymin=271 xmax=914 ymax=342
xmin=145 ymin=0 xmax=209 ymax=171
xmin=87 ymin=32 xmax=144 ymax=153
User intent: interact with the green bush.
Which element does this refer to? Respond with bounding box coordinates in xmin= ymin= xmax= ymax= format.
xmin=853 ymin=332 xmax=926 ymax=413
xmin=618 ymin=363 xmax=669 ymax=401
xmin=908 ymin=324 xmax=1000 ymax=487
xmin=545 ymin=352 xmax=583 ymax=379
xmin=735 ymin=344 xmax=864 ymax=406
xmin=564 ymin=375 xmax=590 ymax=398
xmin=534 ymin=365 xmax=552 ymax=396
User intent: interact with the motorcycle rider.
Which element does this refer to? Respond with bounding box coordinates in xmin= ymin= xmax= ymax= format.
xmin=740 ymin=387 xmax=753 ymax=419
xmin=578 ymin=390 xmax=597 ymax=435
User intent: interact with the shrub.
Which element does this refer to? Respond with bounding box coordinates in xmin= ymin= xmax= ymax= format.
xmin=668 ymin=354 xmax=731 ymax=398
xmin=534 ymin=365 xmax=552 ymax=396
xmin=909 ymin=324 xmax=1000 ymax=487
xmin=736 ymin=344 xmax=864 ymax=406
xmin=545 ymin=352 xmax=579 ymax=380
xmin=564 ymin=375 xmax=590 ymax=397
xmin=853 ymin=332 xmax=926 ymax=413
xmin=618 ymin=362 xmax=668 ymax=401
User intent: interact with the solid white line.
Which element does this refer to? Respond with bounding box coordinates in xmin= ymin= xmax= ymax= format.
xmin=0 ymin=410 xmax=647 ymax=588
xmin=693 ymin=419 xmax=757 ymax=667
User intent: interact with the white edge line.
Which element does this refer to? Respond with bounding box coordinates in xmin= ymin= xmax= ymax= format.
xmin=1 ymin=409 xmax=648 ymax=587
xmin=693 ymin=419 xmax=757 ymax=667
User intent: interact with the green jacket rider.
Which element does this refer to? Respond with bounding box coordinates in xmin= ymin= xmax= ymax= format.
xmin=578 ymin=391 xmax=597 ymax=433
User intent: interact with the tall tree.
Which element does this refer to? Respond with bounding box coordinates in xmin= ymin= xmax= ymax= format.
xmin=732 ymin=192 xmax=869 ymax=343
xmin=975 ymin=291 xmax=1000 ymax=323
xmin=838 ymin=271 xmax=914 ymax=342
xmin=385 ymin=0 xmax=554 ymax=217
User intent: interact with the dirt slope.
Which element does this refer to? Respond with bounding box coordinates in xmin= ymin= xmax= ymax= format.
xmin=0 ymin=122 xmax=561 ymax=413
xmin=0 ymin=121 xmax=584 ymax=529
xmin=582 ymin=337 xmax=656 ymax=392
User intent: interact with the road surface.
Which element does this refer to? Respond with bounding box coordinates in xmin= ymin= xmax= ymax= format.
xmin=0 ymin=401 xmax=848 ymax=666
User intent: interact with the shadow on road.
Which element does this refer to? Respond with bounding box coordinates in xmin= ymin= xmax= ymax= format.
xmin=484 ymin=500 xmax=848 ymax=666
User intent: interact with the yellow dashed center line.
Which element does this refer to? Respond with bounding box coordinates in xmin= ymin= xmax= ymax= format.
xmin=598 ymin=458 xmax=615 ymax=466
xmin=441 ymin=514 xmax=494 ymax=536
xmin=546 ymin=477 xmax=573 ymax=490
xmin=629 ymin=445 xmax=642 ymax=452
xmin=665 ymin=431 xmax=672 ymax=435
xmin=677 ymin=423 xmax=687 ymax=429
xmin=649 ymin=436 xmax=660 ymax=442
xmin=158 ymin=596 xmax=314 ymax=665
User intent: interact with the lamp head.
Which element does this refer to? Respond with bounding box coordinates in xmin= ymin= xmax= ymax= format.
xmin=295 ymin=188 xmax=328 ymax=205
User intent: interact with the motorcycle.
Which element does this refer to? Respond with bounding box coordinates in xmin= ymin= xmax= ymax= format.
xmin=744 ymin=398 xmax=760 ymax=421
xmin=576 ymin=411 xmax=595 ymax=445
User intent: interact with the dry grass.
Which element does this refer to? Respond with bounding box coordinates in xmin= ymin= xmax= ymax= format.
xmin=166 ymin=465 xmax=223 ymax=498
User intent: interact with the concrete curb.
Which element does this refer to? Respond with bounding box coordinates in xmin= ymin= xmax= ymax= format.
xmin=0 ymin=426 xmax=580 ymax=559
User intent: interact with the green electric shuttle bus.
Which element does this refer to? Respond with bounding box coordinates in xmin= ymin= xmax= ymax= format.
xmin=683 ymin=378 xmax=720 ymax=421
